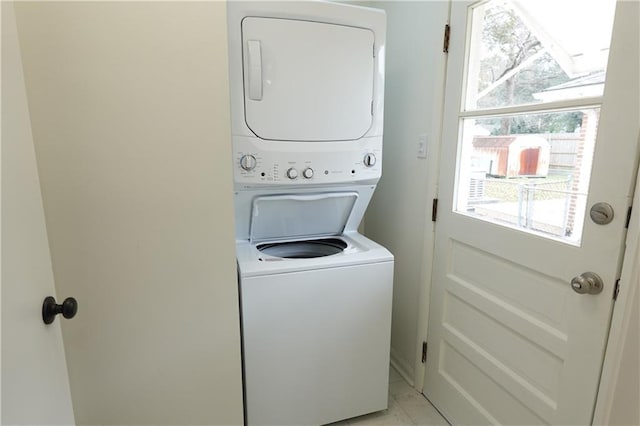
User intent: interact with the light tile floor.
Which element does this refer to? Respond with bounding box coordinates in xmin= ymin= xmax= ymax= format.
xmin=331 ymin=366 xmax=450 ymax=426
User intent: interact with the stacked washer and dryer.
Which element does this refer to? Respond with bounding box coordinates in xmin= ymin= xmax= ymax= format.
xmin=227 ymin=2 xmax=393 ymax=425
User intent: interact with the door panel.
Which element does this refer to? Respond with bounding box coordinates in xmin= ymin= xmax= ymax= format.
xmin=1 ymin=3 xmax=75 ymax=423
xmin=519 ymin=149 xmax=539 ymax=175
xmin=13 ymin=2 xmax=244 ymax=424
xmin=242 ymin=17 xmax=374 ymax=141
xmin=424 ymin=1 xmax=639 ymax=424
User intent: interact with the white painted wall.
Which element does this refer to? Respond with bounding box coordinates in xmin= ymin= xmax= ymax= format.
xmin=595 ymin=195 xmax=640 ymax=426
xmin=13 ymin=2 xmax=243 ymax=424
xmin=609 ymin=278 xmax=639 ymax=426
xmin=595 ymin=132 xmax=640 ymax=426
xmin=1 ymin=3 xmax=75 ymax=423
xmin=363 ymin=1 xmax=449 ymax=382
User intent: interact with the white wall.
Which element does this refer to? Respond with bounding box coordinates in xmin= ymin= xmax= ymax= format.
xmin=363 ymin=1 xmax=449 ymax=382
xmin=609 ymin=280 xmax=639 ymax=426
xmin=1 ymin=3 xmax=75 ymax=423
xmin=13 ymin=2 xmax=243 ymax=424
xmin=596 ymin=191 xmax=640 ymax=426
xmin=595 ymin=132 xmax=640 ymax=426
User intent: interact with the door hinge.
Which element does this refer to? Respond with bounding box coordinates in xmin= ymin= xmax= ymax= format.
xmin=432 ymin=198 xmax=439 ymax=222
xmin=443 ymin=24 xmax=451 ymax=53
xmin=613 ymin=279 xmax=621 ymax=300
xmin=421 ymin=341 xmax=428 ymax=363
xmin=625 ymin=206 xmax=632 ymax=229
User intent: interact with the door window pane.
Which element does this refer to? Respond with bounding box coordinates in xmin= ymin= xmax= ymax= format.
xmin=455 ymin=109 xmax=600 ymax=245
xmin=465 ymin=0 xmax=616 ymax=110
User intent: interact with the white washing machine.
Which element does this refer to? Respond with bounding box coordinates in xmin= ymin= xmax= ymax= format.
xmin=227 ymin=2 xmax=392 ymax=425
xmin=236 ymin=192 xmax=393 ymax=425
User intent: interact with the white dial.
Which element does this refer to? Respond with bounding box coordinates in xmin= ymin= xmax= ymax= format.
xmin=286 ymin=168 xmax=298 ymax=179
xmin=239 ymin=154 xmax=257 ymax=171
xmin=363 ymin=153 xmax=376 ymax=167
xmin=303 ymin=168 xmax=314 ymax=179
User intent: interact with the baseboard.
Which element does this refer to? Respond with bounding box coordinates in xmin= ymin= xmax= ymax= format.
xmin=390 ymin=347 xmax=414 ymax=387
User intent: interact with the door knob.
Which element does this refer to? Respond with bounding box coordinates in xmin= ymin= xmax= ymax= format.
xmin=42 ymin=296 xmax=78 ymax=324
xmin=570 ymin=272 xmax=604 ymax=295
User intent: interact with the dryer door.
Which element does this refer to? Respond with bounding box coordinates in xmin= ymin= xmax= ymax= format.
xmin=242 ymin=17 xmax=374 ymax=142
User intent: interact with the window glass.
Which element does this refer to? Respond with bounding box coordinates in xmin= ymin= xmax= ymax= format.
xmin=465 ymin=0 xmax=616 ymax=110
xmin=455 ymin=109 xmax=601 ymax=245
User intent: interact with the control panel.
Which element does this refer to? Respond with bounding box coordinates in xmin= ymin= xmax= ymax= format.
xmin=233 ymin=136 xmax=383 ymax=187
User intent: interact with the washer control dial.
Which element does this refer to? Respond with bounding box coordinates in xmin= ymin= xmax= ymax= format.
xmin=363 ymin=153 xmax=377 ymax=167
xmin=286 ymin=168 xmax=298 ymax=179
xmin=240 ymin=154 xmax=257 ymax=171
xmin=303 ymin=168 xmax=314 ymax=179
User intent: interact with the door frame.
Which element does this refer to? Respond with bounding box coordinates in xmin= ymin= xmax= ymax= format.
xmin=592 ymin=139 xmax=640 ymax=424
xmin=412 ymin=1 xmax=640 ymax=422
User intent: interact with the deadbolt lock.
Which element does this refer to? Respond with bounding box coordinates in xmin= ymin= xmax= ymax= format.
xmin=590 ymin=202 xmax=614 ymax=225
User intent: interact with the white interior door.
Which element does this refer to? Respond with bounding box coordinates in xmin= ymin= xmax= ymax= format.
xmin=424 ymin=1 xmax=639 ymax=425
xmin=1 ymin=2 xmax=75 ymax=423
xmin=12 ymin=2 xmax=244 ymax=424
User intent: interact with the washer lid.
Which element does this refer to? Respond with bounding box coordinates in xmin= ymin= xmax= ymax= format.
xmin=249 ymin=192 xmax=358 ymax=242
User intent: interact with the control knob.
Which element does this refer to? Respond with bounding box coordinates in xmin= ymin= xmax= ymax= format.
xmin=239 ymin=154 xmax=257 ymax=171
xmin=303 ymin=168 xmax=314 ymax=179
xmin=286 ymin=168 xmax=298 ymax=179
xmin=363 ymin=153 xmax=376 ymax=167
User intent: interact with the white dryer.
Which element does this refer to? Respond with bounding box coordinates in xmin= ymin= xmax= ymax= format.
xmin=227 ymin=1 xmax=386 ymax=190
xmin=236 ymin=192 xmax=393 ymax=425
xmin=227 ymin=2 xmax=392 ymax=425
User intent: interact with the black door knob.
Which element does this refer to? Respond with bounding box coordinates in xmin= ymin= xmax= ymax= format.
xmin=42 ymin=296 xmax=78 ymax=325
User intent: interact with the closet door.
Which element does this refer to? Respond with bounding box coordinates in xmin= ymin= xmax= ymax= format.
xmin=2 ymin=3 xmax=75 ymax=423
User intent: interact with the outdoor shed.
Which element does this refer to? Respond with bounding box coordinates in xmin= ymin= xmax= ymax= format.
xmin=473 ymin=135 xmax=550 ymax=178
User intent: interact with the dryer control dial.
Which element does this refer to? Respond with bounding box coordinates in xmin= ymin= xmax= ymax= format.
xmin=363 ymin=153 xmax=376 ymax=167
xmin=286 ymin=168 xmax=299 ymax=179
xmin=303 ymin=168 xmax=314 ymax=179
xmin=240 ymin=154 xmax=257 ymax=171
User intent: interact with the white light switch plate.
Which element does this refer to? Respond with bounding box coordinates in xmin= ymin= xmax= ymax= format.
xmin=417 ymin=133 xmax=428 ymax=159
